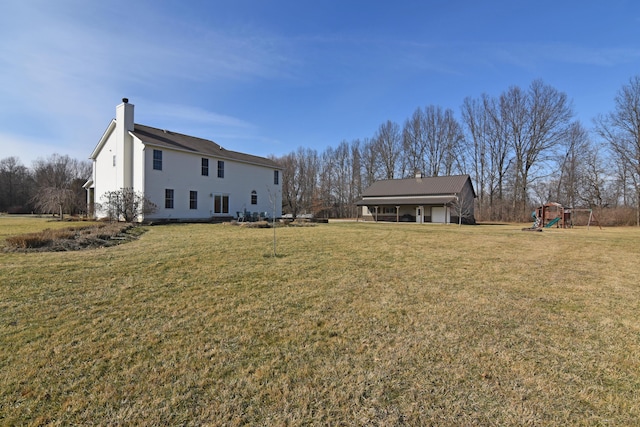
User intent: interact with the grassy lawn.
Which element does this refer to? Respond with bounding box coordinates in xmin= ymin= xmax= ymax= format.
xmin=1 ymin=218 xmax=639 ymax=425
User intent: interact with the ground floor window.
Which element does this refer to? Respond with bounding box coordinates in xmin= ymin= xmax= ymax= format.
xmin=251 ymin=190 xmax=257 ymax=205
xmin=165 ymin=189 xmax=174 ymax=209
xmin=214 ymin=194 xmax=229 ymax=214
xmin=190 ymin=191 xmax=197 ymax=209
xmin=381 ymin=206 xmax=396 ymax=214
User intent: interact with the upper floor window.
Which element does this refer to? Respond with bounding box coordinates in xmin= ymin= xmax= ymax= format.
xmin=201 ymin=158 xmax=209 ymax=176
xmin=153 ymin=149 xmax=163 ymax=170
xmin=165 ymin=189 xmax=174 ymax=209
xmin=274 ymin=170 xmax=279 ymax=185
xmin=217 ymin=160 xmax=224 ymax=178
xmin=251 ymin=190 xmax=257 ymax=205
xmin=190 ymin=191 xmax=198 ymax=209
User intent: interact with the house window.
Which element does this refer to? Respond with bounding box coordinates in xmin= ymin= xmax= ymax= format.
xmin=382 ymin=207 xmax=396 ymax=214
xmin=190 ymin=191 xmax=198 ymax=209
xmin=165 ymin=189 xmax=174 ymax=209
xmin=251 ymin=190 xmax=257 ymax=205
xmin=214 ymin=194 xmax=229 ymax=214
xmin=201 ymin=158 xmax=209 ymax=176
xmin=274 ymin=170 xmax=279 ymax=185
xmin=113 ymin=155 xmax=116 ymax=166
xmin=217 ymin=160 xmax=224 ymax=178
xmin=153 ymin=149 xmax=163 ymax=170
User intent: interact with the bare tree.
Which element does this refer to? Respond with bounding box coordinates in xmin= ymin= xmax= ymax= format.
xmin=278 ymin=152 xmax=302 ymax=218
xmin=32 ymin=187 xmax=74 ymax=220
xmin=595 ymin=75 xmax=640 ymax=225
xmin=374 ymin=120 xmax=402 ymax=179
xmin=331 ymin=141 xmax=352 ymax=217
xmin=360 ymin=137 xmax=379 ymax=189
xmin=274 ymin=148 xmax=319 ymax=218
xmin=610 ymin=159 xmax=634 ymax=208
xmin=402 ymin=108 xmax=428 ymax=177
xmin=462 ymin=97 xmax=488 ymax=218
xmin=461 ymin=95 xmax=512 ymax=221
xmin=422 ymin=106 xmax=465 ymax=177
xmin=553 ymin=121 xmax=591 ymax=207
xmin=100 ymin=188 xmax=157 ymax=222
xmin=350 ymin=140 xmax=363 ymax=217
xmin=31 ymin=154 xmax=91 ymax=218
xmin=0 ymin=156 xmax=34 ymax=213
xmin=298 ymin=148 xmax=320 ymax=215
xmin=318 ymin=147 xmax=336 ymax=217
xmin=501 ymin=80 xmax=573 ymax=219
xmin=579 ymin=144 xmax=608 ymax=209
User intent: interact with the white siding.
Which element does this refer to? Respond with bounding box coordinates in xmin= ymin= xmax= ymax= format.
xmin=142 ymin=146 xmax=281 ymax=220
xmin=132 ymin=137 xmax=145 ymax=191
xmin=92 ymin=128 xmax=121 ymax=218
xmin=90 ymin=101 xmax=282 ymax=221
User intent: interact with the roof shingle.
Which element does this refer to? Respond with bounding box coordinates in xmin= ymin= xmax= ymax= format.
xmin=131 ymin=124 xmax=280 ymax=169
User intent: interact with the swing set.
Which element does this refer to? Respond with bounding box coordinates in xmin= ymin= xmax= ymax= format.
xmin=524 ymin=202 xmax=602 ymax=231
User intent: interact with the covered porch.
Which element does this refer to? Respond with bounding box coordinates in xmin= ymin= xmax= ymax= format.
xmin=356 ymin=196 xmax=456 ymax=224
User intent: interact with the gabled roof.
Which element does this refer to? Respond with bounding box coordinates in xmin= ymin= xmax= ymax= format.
xmin=361 ymin=174 xmax=475 ymax=198
xmin=131 ymin=124 xmax=280 ymax=169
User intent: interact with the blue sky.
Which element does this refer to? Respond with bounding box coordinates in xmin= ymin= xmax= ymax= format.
xmin=1 ymin=0 xmax=640 ymax=166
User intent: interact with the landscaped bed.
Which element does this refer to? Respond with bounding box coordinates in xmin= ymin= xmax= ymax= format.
xmin=3 ymin=222 xmax=144 ymax=252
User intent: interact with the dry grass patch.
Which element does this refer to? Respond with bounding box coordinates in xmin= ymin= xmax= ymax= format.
xmin=1 ymin=219 xmax=639 ymax=425
xmin=0 ymin=216 xmax=101 ymax=248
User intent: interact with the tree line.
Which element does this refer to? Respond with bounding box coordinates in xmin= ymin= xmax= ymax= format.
xmin=0 ymin=154 xmax=90 ymax=218
xmin=274 ymin=77 xmax=640 ymax=225
xmin=3 ymin=77 xmax=640 ymax=225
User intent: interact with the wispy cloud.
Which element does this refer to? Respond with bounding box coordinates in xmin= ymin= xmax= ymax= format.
xmin=483 ymin=42 xmax=640 ymax=69
xmin=0 ymin=0 xmax=295 ymax=163
xmin=0 ymin=131 xmax=89 ymax=166
xmin=143 ymin=103 xmax=254 ymax=129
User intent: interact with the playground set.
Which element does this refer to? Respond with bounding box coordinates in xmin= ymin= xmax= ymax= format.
xmin=524 ymin=202 xmax=601 ymax=231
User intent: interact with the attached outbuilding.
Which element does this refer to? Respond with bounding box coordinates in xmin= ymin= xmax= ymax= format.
xmin=356 ymin=174 xmax=476 ymax=224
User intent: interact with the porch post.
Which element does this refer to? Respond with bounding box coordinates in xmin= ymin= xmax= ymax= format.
xmin=396 ymin=206 xmax=399 ymax=222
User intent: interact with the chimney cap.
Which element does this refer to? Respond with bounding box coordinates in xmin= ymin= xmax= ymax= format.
xmin=122 ymin=98 xmax=129 ymax=104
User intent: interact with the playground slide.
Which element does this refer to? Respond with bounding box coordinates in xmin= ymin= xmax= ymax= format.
xmin=544 ymin=217 xmax=561 ymax=228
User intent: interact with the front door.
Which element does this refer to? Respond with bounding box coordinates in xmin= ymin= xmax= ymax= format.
xmin=416 ymin=206 xmax=424 ymax=223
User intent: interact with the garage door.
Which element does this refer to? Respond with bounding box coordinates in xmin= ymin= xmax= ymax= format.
xmin=431 ymin=206 xmax=449 ymax=223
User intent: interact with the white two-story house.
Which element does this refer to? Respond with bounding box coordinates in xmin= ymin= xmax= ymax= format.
xmin=85 ymin=99 xmax=282 ymax=221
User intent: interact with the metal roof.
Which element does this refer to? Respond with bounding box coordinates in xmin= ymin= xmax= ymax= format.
xmin=131 ymin=124 xmax=280 ymax=169
xmin=360 ymin=175 xmax=475 ymax=198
